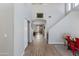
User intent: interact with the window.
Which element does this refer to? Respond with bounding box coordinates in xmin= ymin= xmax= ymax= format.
xmin=65 ymin=3 xmax=71 ymax=13
xmin=75 ymin=3 xmax=79 ymax=7
xmin=68 ymin=3 xmax=71 ymax=11
xmin=65 ymin=3 xmax=79 ymax=14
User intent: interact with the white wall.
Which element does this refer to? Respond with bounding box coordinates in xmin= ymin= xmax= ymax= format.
xmin=32 ymin=4 xmax=44 ymax=18
xmin=49 ymin=11 xmax=79 ymax=44
xmin=14 ymin=3 xmax=24 ymax=56
xmin=0 ymin=4 xmax=14 ymax=56
xmin=45 ymin=3 xmax=65 ymax=29
xmin=32 ymin=4 xmax=65 ymax=29
xmin=14 ymin=3 xmax=31 ymax=55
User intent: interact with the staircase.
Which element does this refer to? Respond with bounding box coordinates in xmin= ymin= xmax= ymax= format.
xmin=48 ymin=4 xmax=79 ymax=30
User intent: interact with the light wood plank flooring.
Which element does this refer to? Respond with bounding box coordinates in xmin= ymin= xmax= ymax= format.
xmin=23 ymin=33 xmax=73 ymax=56
xmin=23 ymin=42 xmax=62 ymax=56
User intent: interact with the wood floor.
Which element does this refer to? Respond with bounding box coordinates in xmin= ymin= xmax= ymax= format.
xmin=23 ymin=33 xmax=62 ymax=56
xmin=23 ymin=42 xmax=62 ymax=56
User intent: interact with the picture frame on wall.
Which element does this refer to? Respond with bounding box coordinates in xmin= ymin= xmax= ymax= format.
xmin=37 ymin=13 xmax=43 ymax=18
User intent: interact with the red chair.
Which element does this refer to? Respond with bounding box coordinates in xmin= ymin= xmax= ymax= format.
xmin=69 ymin=37 xmax=79 ymax=56
xmin=64 ymin=35 xmax=71 ymax=55
xmin=75 ymin=38 xmax=79 ymax=51
xmin=65 ymin=35 xmax=76 ymax=55
xmin=69 ymin=42 xmax=76 ymax=55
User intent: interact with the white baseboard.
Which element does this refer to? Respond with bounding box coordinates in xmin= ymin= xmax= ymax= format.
xmin=48 ymin=41 xmax=64 ymax=44
xmin=21 ymin=43 xmax=28 ymax=56
xmin=21 ymin=50 xmax=24 ymax=56
xmin=0 ymin=52 xmax=8 ymax=56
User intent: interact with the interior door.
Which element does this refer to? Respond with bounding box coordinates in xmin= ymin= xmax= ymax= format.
xmin=0 ymin=4 xmax=9 ymax=55
xmin=0 ymin=4 xmax=13 ymax=56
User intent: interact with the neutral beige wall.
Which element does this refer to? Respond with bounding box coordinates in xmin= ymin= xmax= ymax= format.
xmin=0 ymin=3 xmax=14 ymax=56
